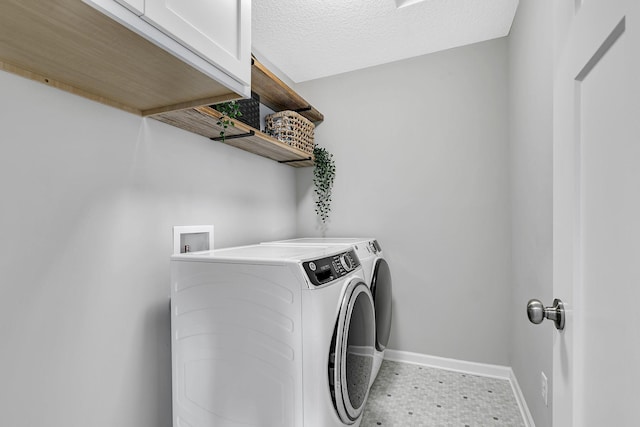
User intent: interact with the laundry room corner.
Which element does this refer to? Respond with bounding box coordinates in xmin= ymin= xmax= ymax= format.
xmin=294 ymin=37 xmax=512 ymax=368
xmin=507 ymin=0 xmax=555 ymax=426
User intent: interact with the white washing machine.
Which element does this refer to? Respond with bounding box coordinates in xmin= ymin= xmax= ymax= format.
xmin=262 ymin=238 xmax=392 ymax=387
xmin=170 ymin=244 xmax=375 ymax=427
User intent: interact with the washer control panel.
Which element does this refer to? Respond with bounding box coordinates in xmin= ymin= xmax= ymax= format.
xmin=303 ymin=250 xmax=360 ymax=286
xmin=368 ymin=240 xmax=382 ymax=254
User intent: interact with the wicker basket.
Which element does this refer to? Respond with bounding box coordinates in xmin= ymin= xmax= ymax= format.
xmin=265 ymin=110 xmax=315 ymax=154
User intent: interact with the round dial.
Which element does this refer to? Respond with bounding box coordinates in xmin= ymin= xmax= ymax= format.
xmin=340 ymin=254 xmax=354 ymax=272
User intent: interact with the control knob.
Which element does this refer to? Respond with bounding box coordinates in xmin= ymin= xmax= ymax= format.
xmin=340 ymin=254 xmax=354 ymax=272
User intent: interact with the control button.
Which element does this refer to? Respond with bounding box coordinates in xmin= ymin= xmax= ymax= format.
xmin=309 ymin=262 xmax=316 ymax=271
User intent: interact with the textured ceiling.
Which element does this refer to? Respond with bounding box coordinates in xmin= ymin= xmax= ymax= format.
xmin=252 ymin=0 xmax=519 ymax=83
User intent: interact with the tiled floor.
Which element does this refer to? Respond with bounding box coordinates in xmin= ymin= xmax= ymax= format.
xmin=361 ymin=360 xmax=525 ymax=427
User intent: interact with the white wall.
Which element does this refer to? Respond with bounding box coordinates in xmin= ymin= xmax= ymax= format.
xmin=295 ymin=39 xmax=512 ymax=365
xmin=508 ymin=1 xmax=554 ymax=426
xmin=0 ymin=71 xmax=297 ymax=427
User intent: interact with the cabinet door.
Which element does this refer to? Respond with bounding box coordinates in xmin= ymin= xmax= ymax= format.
xmin=143 ymin=0 xmax=250 ymax=86
xmin=115 ymin=0 xmax=143 ymax=15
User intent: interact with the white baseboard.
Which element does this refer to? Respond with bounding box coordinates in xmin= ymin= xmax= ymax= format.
xmin=507 ymin=369 xmax=536 ymax=427
xmin=384 ymin=349 xmax=535 ymax=427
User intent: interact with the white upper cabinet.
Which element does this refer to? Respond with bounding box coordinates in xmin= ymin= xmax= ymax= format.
xmin=115 ymin=0 xmax=143 ymax=15
xmin=143 ymin=0 xmax=251 ymax=87
xmin=84 ymin=0 xmax=251 ymax=97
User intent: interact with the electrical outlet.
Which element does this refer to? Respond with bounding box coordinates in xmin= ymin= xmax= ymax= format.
xmin=541 ymin=371 xmax=548 ymax=406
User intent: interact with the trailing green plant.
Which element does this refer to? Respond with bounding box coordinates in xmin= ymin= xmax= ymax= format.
xmin=214 ymin=101 xmax=242 ymax=142
xmin=312 ymin=146 xmax=336 ymax=223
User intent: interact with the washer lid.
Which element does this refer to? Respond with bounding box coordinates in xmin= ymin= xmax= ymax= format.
xmin=265 ymin=237 xmax=375 ymax=246
xmin=171 ymin=243 xmax=340 ymax=262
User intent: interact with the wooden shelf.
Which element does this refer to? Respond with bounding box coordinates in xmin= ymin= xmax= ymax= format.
xmin=151 ymin=107 xmax=315 ymax=167
xmin=251 ymin=56 xmax=324 ymax=124
xmin=0 ymin=2 xmax=322 ymax=167
xmin=149 ymin=58 xmax=324 ymax=167
xmin=0 ymin=0 xmax=241 ymax=115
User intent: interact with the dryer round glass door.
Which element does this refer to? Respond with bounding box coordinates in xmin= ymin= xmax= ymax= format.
xmin=371 ymin=258 xmax=392 ymax=351
xmin=331 ymin=280 xmax=375 ymax=424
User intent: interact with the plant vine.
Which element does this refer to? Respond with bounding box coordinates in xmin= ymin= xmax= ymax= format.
xmin=214 ymin=101 xmax=242 ymax=142
xmin=313 ymin=146 xmax=336 ymax=223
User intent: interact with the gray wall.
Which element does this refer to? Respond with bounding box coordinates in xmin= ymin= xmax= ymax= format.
xmin=507 ymin=1 xmax=554 ymax=426
xmin=295 ymin=39 xmax=512 ymax=365
xmin=0 ymin=71 xmax=297 ymax=427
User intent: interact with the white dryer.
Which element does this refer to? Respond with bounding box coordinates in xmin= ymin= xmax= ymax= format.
xmin=170 ymin=244 xmax=375 ymax=427
xmin=262 ymin=238 xmax=392 ymax=387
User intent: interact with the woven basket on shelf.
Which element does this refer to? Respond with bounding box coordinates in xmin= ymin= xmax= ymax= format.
xmin=265 ymin=110 xmax=315 ymax=155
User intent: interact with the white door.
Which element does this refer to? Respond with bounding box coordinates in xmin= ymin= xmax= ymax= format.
xmin=143 ymin=0 xmax=251 ymax=85
xmin=552 ymin=0 xmax=640 ymax=425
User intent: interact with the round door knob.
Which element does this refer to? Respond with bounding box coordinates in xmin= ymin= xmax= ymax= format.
xmin=526 ymin=298 xmax=565 ymax=330
xmin=527 ymin=299 xmax=545 ymax=324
